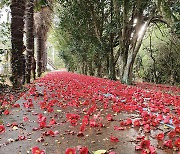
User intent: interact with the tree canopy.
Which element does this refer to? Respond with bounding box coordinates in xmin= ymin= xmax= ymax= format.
xmin=0 ymin=0 xmax=179 ymax=87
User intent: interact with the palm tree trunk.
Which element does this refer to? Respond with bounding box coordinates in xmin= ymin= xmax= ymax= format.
xmin=42 ymin=41 xmax=47 ymax=72
xmin=35 ymin=6 xmax=52 ymax=76
xmin=37 ymin=34 xmax=43 ymax=77
xmin=10 ymin=0 xmax=25 ymax=88
xmin=32 ymin=57 xmax=36 ymax=79
xmin=25 ymin=0 xmax=34 ymax=83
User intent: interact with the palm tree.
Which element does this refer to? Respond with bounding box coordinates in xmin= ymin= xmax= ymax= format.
xmin=25 ymin=0 xmax=35 ymax=83
xmin=10 ymin=0 xmax=25 ymax=88
xmin=34 ymin=1 xmax=52 ymax=77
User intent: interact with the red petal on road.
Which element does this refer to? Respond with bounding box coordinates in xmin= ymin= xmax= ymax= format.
xmin=13 ymin=104 xmax=20 ymax=108
xmin=18 ymin=136 xmax=26 ymax=140
xmin=110 ymin=136 xmax=119 ymax=143
xmin=0 ymin=125 xmax=5 ymax=134
xmin=135 ymin=145 xmax=142 ymax=150
xmin=49 ymin=118 xmax=56 ymax=125
xmin=3 ymin=109 xmax=9 ymax=115
xmin=23 ymin=116 xmax=29 ymax=122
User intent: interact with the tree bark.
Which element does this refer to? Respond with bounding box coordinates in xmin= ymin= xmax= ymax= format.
xmin=10 ymin=0 xmax=25 ymax=88
xmin=35 ymin=6 xmax=52 ymax=76
xmin=149 ymin=35 xmax=158 ymax=83
xmin=25 ymin=0 xmax=34 ymax=83
xmin=37 ymin=34 xmax=43 ymax=77
xmin=88 ymin=60 xmax=94 ymax=76
xmin=122 ymin=19 xmax=151 ymax=84
xmin=109 ymin=0 xmax=116 ymax=80
xmin=32 ymin=57 xmax=36 ymax=79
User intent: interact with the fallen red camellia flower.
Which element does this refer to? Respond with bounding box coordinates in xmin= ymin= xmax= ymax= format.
xmin=144 ymin=124 xmax=150 ymax=133
xmin=23 ymin=116 xmax=29 ymax=122
xmin=156 ymin=133 xmax=164 ymax=140
xmin=175 ymin=126 xmax=180 ymax=133
xmin=125 ymin=118 xmax=132 ymax=126
xmin=49 ymin=118 xmax=56 ymax=125
xmin=149 ymin=145 xmax=156 ymax=154
xmin=163 ymin=140 xmax=173 ymax=149
xmin=174 ymin=138 xmax=180 ymax=148
xmin=32 ymin=146 xmax=45 ymax=154
xmin=140 ymin=140 xmax=150 ymax=148
xmin=107 ymin=114 xmax=113 ymax=121
xmin=3 ymin=109 xmax=9 ymax=115
xmin=13 ymin=104 xmax=20 ymax=108
xmin=110 ymin=136 xmax=119 ymax=143
xmin=18 ymin=136 xmax=26 ymax=140
xmin=39 ymin=121 xmax=46 ymax=128
xmin=0 ymin=125 xmax=5 ymax=134
xmin=168 ymin=131 xmax=176 ymax=139
xmin=133 ymin=119 xmax=141 ymax=127
xmin=65 ymin=148 xmax=76 ymax=154
xmin=141 ymin=145 xmax=156 ymax=154
xmin=80 ymin=146 xmax=88 ymax=154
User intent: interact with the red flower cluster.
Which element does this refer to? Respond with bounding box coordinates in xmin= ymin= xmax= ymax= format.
xmin=66 ymin=113 xmax=80 ymax=126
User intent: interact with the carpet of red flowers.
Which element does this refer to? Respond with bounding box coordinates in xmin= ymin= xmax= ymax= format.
xmin=0 ymin=87 xmax=26 ymax=114
xmin=0 ymin=71 xmax=179 ymax=154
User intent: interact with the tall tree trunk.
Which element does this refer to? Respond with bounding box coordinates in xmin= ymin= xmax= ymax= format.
xmin=25 ymin=0 xmax=34 ymax=83
xmin=42 ymin=46 xmax=47 ymax=72
xmin=149 ymin=35 xmax=158 ymax=83
xmin=97 ymin=63 xmax=102 ymax=77
xmin=35 ymin=6 xmax=52 ymax=76
xmin=84 ymin=62 xmax=88 ymax=75
xmin=40 ymin=36 xmax=47 ymax=73
xmin=109 ymin=41 xmax=116 ymax=80
xmin=32 ymin=57 xmax=36 ymax=79
xmin=109 ymin=0 xmax=116 ymax=80
xmin=122 ymin=20 xmax=151 ymax=84
xmin=37 ymin=34 xmax=43 ymax=77
xmin=106 ymin=53 xmax=109 ymax=77
xmin=88 ymin=60 xmax=94 ymax=76
xmin=10 ymin=0 xmax=25 ymax=88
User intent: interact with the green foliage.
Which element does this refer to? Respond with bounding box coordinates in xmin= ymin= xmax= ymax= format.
xmin=0 ymin=6 xmax=10 ymax=85
xmin=156 ymin=0 xmax=180 ymax=34
xmin=137 ymin=23 xmax=180 ymax=84
xmin=0 ymin=22 xmax=10 ymax=47
xmin=52 ymin=1 xmax=99 ymax=72
xmin=0 ymin=0 xmax=10 ymax=8
xmin=34 ymin=0 xmax=49 ymax=11
xmin=171 ymin=2 xmax=180 ymax=34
